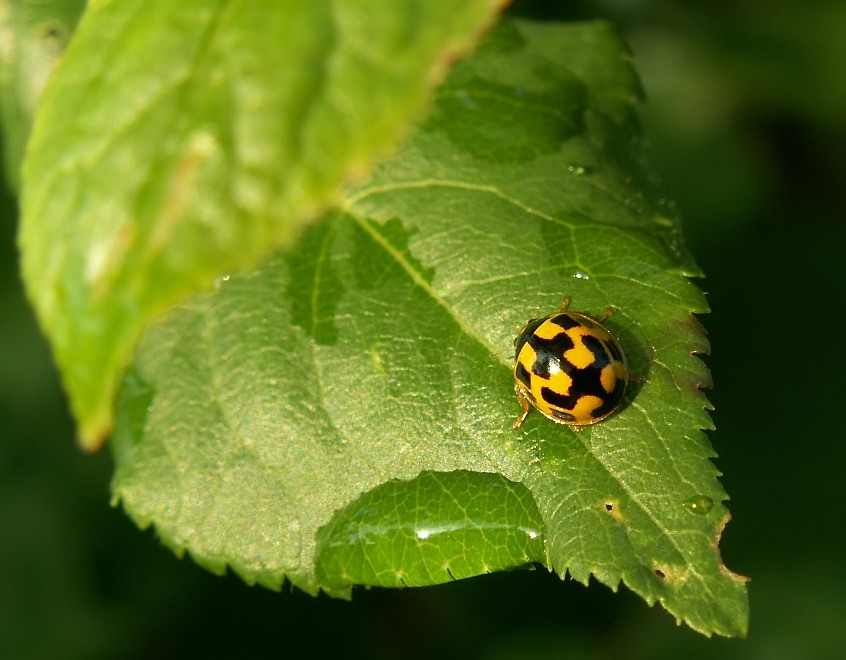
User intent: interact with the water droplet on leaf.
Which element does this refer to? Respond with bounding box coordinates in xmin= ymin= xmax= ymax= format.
xmin=684 ymin=495 xmax=713 ymax=515
xmin=567 ymin=164 xmax=593 ymax=176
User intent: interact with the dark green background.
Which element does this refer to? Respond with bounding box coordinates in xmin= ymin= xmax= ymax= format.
xmin=3 ymin=0 xmax=844 ymax=657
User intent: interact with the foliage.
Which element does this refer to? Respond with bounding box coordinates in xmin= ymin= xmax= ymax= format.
xmin=9 ymin=2 xmax=748 ymax=640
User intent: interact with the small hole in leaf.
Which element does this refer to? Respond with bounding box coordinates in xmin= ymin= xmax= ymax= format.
xmin=602 ymin=500 xmax=624 ymax=522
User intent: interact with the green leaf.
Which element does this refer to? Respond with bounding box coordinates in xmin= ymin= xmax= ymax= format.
xmin=0 ymin=0 xmax=85 ymax=190
xmin=111 ymin=19 xmax=748 ymax=637
xmin=316 ymin=471 xmax=546 ymax=590
xmin=17 ymin=0 xmax=505 ymax=450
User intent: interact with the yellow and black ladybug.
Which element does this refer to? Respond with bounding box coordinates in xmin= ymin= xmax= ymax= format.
xmin=512 ymin=297 xmax=628 ymax=429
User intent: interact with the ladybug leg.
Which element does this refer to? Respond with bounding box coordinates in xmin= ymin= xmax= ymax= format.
xmin=513 ymin=384 xmax=532 ymax=429
xmin=559 ymin=296 xmax=571 ymax=312
xmin=595 ymin=306 xmax=618 ymax=323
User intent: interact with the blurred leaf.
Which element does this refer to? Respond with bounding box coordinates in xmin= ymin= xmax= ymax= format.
xmin=700 ymin=0 xmax=846 ymax=129
xmin=112 ymin=19 xmax=748 ymax=637
xmin=0 ymin=0 xmax=85 ymax=190
xmin=18 ymin=0 xmax=505 ymax=450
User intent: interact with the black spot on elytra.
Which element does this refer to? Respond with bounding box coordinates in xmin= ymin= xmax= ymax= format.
xmin=547 ymin=405 xmax=576 ymax=422
xmin=515 ymin=361 xmax=532 ymax=388
xmin=514 ymin=318 xmax=545 ymax=358
xmin=590 ymin=379 xmax=626 ymax=417
xmin=581 ymin=334 xmax=611 ymax=369
xmin=548 ymin=313 xmax=581 ymax=330
xmin=526 ymin=330 xmax=573 ymax=380
xmin=541 ymin=386 xmax=580 ymax=411
xmin=531 ymin=330 xmax=623 ymax=415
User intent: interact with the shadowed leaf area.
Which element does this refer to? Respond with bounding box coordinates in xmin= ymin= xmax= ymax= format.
xmin=108 ymin=19 xmax=747 ymax=637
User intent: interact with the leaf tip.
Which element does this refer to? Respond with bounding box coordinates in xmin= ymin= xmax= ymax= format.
xmin=77 ymin=409 xmax=113 ymax=452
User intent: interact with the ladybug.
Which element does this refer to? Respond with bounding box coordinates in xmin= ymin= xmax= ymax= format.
xmin=512 ymin=297 xmax=628 ymax=429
